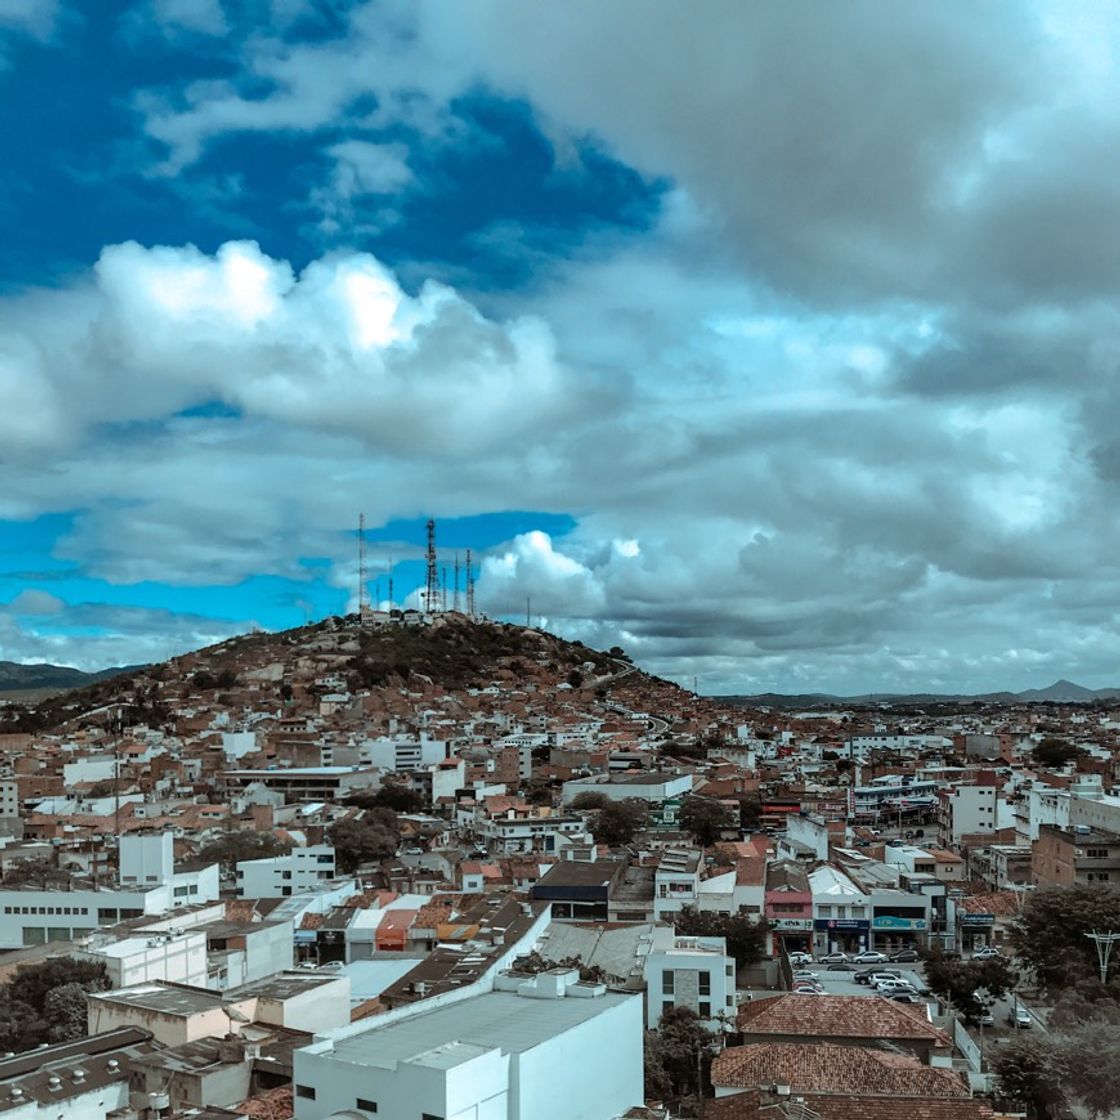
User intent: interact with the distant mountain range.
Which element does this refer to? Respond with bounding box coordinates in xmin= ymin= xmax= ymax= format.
xmin=716 ymin=679 xmax=1120 ymax=709
xmin=0 ymin=660 xmax=141 ymax=695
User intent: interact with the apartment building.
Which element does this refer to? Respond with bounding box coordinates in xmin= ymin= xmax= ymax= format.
xmin=645 ymin=927 xmax=736 ymax=1030
xmin=236 ymin=845 xmax=337 ymax=898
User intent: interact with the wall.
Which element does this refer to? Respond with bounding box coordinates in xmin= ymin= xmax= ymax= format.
xmin=86 ymin=997 xmax=233 ymax=1047
xmin=119 ymin=833 xmax=174 ymax=886
xmin=236 ymin=846 xmax=336 ymax=898
xmin=77 ymin=931 xmax=209 ymax=988
xmin=0 ymin=885 xmax=171 ymax=950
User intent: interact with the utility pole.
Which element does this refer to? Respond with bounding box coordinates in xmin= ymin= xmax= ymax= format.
xmin=1086 ymin=930 xmax=1120 ymax=984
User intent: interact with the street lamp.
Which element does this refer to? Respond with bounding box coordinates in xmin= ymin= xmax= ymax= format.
xmin=1085 ymin=930 xmax=1120 ymax=985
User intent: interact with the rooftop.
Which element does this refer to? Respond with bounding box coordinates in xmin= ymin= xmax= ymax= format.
xmin=737 ymin=995 xmax=950 ymax=1046
xmin=324 ymin=988 xmax=635 ymax=1069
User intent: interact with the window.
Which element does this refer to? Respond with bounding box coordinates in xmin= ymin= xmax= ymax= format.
xmin=662 ymin=969 xmax=675 ymax=994
xmin=699 ymin=971 xmax=711 ymax=997
xmin=295 ymin=1086 xmax=316 ymax=1100
xmin=355 ymin=1100 xmax=378 ymax=1113
xmin=699 ymin=1001 xmax=711 ymax=1018
xmin=818 ymin=906 xmax=832 ymax=917
xmin=1087 ymin=848 xmax=1109 ymax=858
xmin=726 ymin=963 xmax=734 ymax=977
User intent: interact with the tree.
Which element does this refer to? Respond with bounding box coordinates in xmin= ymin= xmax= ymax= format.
xmin=737 ymin=794 xmax=762 ymax=831
xmin=678 ymin=797 xmax=736 ymax=847
xmin=0 ymin=996 xmax=44 ymax=1055
xmin=1063 ymin=1025 xmax=1120 ymax=1119
xmin=197 ymin=831 xmax=291 ymax=873
xmin=643 ymin=1006 xmax=718 ymax=1112
xmin=1032 ymin=738 xmax=1085 ymax=768
xmin=523 ymin=783 xmax=554 ymax=806
xmin=995 ymin=1034 xmax=1069 ymax=1119
xmin=570 ymin=791 xmax=610 ymax=811
xmin=345 ymin=783 xmax=425 ymax=814
xmin=591 ymin=799 xmax=648 ymax=846
xmin=922 ymin=948 xmax=1016 ymax=1023
xmin=43 ymin=983 xmax=91 ymax=1043
xmin=2 ymin=859 xmax=72 ymax=888
xmin=8 ymin=958 xmax=108 ymax=1015
xmin=1009 ymin=884 xmax=1120 ymax=991
xmin=674 ymin=906 xmax=768 ymax=969
xmin=566 ymin=669 xmax=584 ymax=689
xmin=327 ymin=810 xmax=400 ymax=873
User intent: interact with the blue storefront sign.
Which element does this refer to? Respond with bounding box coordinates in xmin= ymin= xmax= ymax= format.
xmin=872 ymin=915 xmax=927 ymax=931
xmin=960 ymin=913 xmax=995 ymax=926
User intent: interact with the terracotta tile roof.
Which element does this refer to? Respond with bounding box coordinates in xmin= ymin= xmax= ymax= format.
xmin=224 ymin=899 xmax=258 ymax=923
xmin=736 ymin=995 xmax=951 ymax=1047
xmin=712 ymin=1042 xmax=968 ymax=1097
xmin=299 ymin=913 xmax=325 ymax=930
xmin=957 ymin=891 xmax=1021 ymax=917
xmin=237 ymin=1085 xmax=293 ymax=1120
xmin=704 ymin=1089 xmax=992 ymax=1120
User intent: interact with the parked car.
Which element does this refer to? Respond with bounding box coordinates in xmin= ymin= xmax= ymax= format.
xmin=1009 ymin=1006 xmax=1032 ymax=1029
xmin=973 ymin=946 xmax=1002 ymax=960
xmin=792 ymin=986 xmax=824 ymax=995
xmin=889 ymin=992 xmax=923 ymax=1004
xmin=889 ymin=948 xmax=920 ymax=962
xmin=818 ymin=952 xmax=848 ymax=964
xmin=976 ymin=1011 xmax=995 ymax=1026
xmin=827 ymin=962 xmax=855 ymax=971
xmin=854 ymin=968 xmax=899 ymax=985
xmin=853 ymin=951 xmax=889 ymax=964
xmin=792 ymin=970 xmax=819 ymax=981
xmin=789 ymin=951 xmax=813 ymax=966
xmin=873 ymin=978 xmax=911 ymax=993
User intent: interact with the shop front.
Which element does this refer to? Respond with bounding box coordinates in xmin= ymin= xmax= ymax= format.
xmin=769 ymin=916 xmax=813 ymax=956
xmin=814 ymin=917 xmax=870 ymax=955
xmin=958 ymin=911 xmax=995 ymax=952
xmin=870 ymin=913 xmax=928 ymax=952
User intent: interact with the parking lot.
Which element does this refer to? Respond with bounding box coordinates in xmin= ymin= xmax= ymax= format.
xmin=790 ymin=962 xmax=929 ymax=998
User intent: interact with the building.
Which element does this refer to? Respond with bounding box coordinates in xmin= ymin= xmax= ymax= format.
xmin=809 ymin=865 xmax=871 ymax=956
xmin=654 ymin=848 xmax=703 ymax=919
xmin=221 ymin=767 xmax=381 ymax=802
xmin=75 ymin=928 xmax=210 ymax=989
xmin=1033 ymin=824 xmax=1120 ymax=887
xmin=292 ymin=969 xmax=644 ymax=1120
xmin=236 ymin=845 xmax=337 ymax=898
xmin=560 ymin=770 xmax=694 ymax=806
xmin=645 ymin=927 xmax=736 ymax=1030
xmin=764 ymin=861 xmax=813 ymax=957
xmin=938 ymin=784 xmax=998 ymax=848
xmin=479 ymin=812 xmax=589 ymax=855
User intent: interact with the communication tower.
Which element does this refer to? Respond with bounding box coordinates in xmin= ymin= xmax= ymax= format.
xmin=466 ymin=549 xmax=476 ymax=618
xmin=453 ymin=553 xmax=461 ymax=612
xmin=358 ymin=513 xmax=371 ymax=625
xmin=424 ymin=519 xmax=439 ymax=614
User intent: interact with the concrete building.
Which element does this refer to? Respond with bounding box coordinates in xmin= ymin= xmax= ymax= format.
xmin=75 ymin=929 xmax=210 ymax=989
xmin=1033 ymin=824 xmax=1120 ymax=887
xmin=292 ymin=969 xmax=643 ymax=1120
xmin=938 ymin=784 xmax=998 ymax=847
xmin=361 ymin=735 xmax=447 ymax=771
xmin=221 ymin=767 xmax=380 ymax=802
xmin=560 ymin=770 xmax=694 ymax=806
xmin=479 ymin=812 xmax=589 ymax=855
xmin=645 ymin=927 xmax=736 ymax=1030
xmin=809 ymin=865 xmax=871 ymax=955
xmin=235 ymin=845 xmax=337 ymax=898
xmin=119 ymin=832 xmax=174 ymax=887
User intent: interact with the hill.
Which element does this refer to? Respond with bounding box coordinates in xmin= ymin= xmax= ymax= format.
xmin=717 ymin=678 xmax=1120 ymax=709
xmin=0 ymin=660 xmax=141 ymax=695
xmin=0 ymin=612 xmax=700 ymax=737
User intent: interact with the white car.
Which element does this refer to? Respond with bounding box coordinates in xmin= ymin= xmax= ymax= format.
xmin=873 ymin=978 xmax=914 ymax=994
xmin=853 ymin=951 xmax=889 ymax=964
xmin=972 ymin=946 xmax=1001 ymax=960
xmin=789 ymin=951 xmax=813 ymax=966
xmin=1009 ymin=1006 xmax=1032 ymax=1029
xmin=792 ymin=969 xmax=819 ymax=981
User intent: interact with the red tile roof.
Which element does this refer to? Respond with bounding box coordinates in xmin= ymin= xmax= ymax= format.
xmin=712 ymin=1042 xmax=968 ymax=1097
xmin=736 ymin=995 xmax=950 ymax=1047
xmin=704 ymin=1089 xmax=992 ymax=1120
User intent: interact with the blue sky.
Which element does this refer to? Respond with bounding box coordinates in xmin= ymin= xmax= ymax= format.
xmin=5 ymin=1 xmax=1120 ymax=694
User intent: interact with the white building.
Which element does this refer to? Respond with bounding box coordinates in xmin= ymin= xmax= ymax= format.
xmin=938 ymin=784 xmax=998 ymax=847
xmin=292 ymin=969 xmax=643 ymax=1120
xmin=561 ymin=771 xmax=693 ymax=806
xmin=361 ymin=735 xmax=447 ymax=771
xmin=119 ymin=832 xmax=174 ymax=887
xmin=479 ymin=814 xmax=590 ymax=856
xmin=654 ymin=849 xmax=702 ymax=919
xmin=645 ymin=927 xmax=735 ymax=1030
xmin=236 ymin=845 xmax=337 ymax=898
xmin=75 ymin=929 xmax=210 ymax=988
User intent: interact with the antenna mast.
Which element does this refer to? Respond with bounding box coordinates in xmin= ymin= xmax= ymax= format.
xmin=441 ymin=565 xmax=448 ymax=612
xmin=453 ymin=553 xmax=461 ymax=613
xmin=358 ymin=513 xmax=371 ymax=625
xmin=387 ymin=558 xmax=394 ymax=613
xmin=424 ymin=519 xmax=439 ymax=615
xmin=466 ymin=549 xmax=476 ymax=618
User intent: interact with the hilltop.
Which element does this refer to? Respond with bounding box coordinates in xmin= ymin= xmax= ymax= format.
xmin=0 ymin=660 xmax=140 ymax=696
xmin=0 ymin=612 xmax=708 ymax=737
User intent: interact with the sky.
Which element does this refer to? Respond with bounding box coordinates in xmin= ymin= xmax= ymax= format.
xmin=4 ymin=1 xmax=1120 ymax=695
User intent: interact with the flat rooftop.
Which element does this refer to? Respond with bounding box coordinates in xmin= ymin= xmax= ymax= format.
xmin=328 ymin=989 xmax=634 ymax=1069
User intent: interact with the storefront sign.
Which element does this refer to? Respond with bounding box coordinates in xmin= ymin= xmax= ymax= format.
xmin=771 ymin=918 xmax=813 ymax=931
xmin=960 ymin=913 xmax=995 ymax=926
xmin=872 ymin=916 xmax=928 ymax=931
xmin=814 ymin=918 xmax=870 ymax=931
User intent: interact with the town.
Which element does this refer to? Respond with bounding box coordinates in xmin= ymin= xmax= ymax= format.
xmin=0 ymin=610 xmax=1114 ymax=1120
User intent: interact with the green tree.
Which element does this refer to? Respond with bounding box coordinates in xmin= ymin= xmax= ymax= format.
xmin=8 ymin=957 xmax=108 ymax=1014
xmin=197 ymin=831 xmax=291 ymax=873
xmin=345 ymin=783 xmax=425 ymax=814
xmin=327 ymin=809 xmax=400 ymax=873
xmin=570 ymin=791 xmax=610 ymax=811
xmin=1032 ymin=738 xmax=1085 ymax=768
xmin=591 ymin=799 xmax=648 ymax=846
xmin=1063 ymin=1024 xmax=1120 ymax=1119
xmin=2 ymin=859 xmax=72 ymax=888
xmin=0 ymin=996 xmax=45 ymax=1055
xmin=995 ymin=1034 xmax=1069 ymax=1119
xmin=678 ymin=797 xmax=736 ymax=847
xmin=737 ymin=794 xmax=762 ymax=831
xmin=43 ymin=983 xmax=92 ymax=1043
xmin=673 ymin=906 xmax=768 ymax=969
xmin=643 ymin=1006 xmax=718 ymax=1111
xmin=922 ymin=948 xmax=1016 ymax=1023
xmin=1009 ymin=884 xmax=1120 ymax=991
